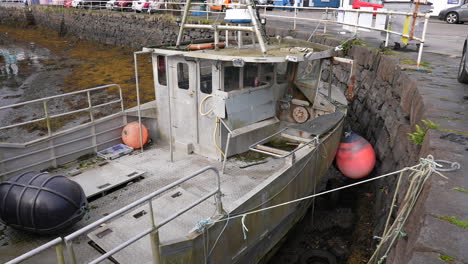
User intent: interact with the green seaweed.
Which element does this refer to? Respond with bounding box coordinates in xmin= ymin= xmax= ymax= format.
xmin=437 ymin=216 xmax=468 ymax=229
xmin=439 ymin=254 xmax=455 ymax=262
xmin=234 ymin=151 xmax=269 ymax=163
xmin=453 ymin=187 xmax=468 ymax=194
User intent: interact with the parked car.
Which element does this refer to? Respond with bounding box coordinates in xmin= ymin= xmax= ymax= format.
xmin=254 ymin=0 xmax=274 ymax=10
xmin=438 ymin=3 xmax=468 ymax=24
xmin=352 ymin=0 xmax=383 ymax=11
xmin=106 ymin=0 xmax=117 ymax=10
xmin=458 ymin=35 xmax=468 ymax=84
xmin=210 ymin=0 xmax=232 ymax=11
xmin=71 ymin=0 xmax=83 ymax=8
xmin=116 ymin=0 xmax=134 ymax=11
xmin=148 ymin=0 xmax=163 ymax=13
xmin=132 ymin=0 xmax=150 ymax=12
xmin=63 ymin=0 xmax=73 ymax=8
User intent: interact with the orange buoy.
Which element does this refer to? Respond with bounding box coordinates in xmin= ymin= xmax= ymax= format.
xmin=122 ymin=122 xmax=149 ymax=149
xmin=188 ymin=43 xmax=226 ymax=50
xmin=335 ymin=132 xmax=376 ymax=179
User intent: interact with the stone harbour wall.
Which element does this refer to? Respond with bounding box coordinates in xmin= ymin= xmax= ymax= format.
xmin=0 ymin=6 xmax=212 ymax=48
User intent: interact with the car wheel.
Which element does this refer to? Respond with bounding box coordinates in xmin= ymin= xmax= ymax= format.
xmin=458 ymin=44 xmax=468 ymax=83
xmin=446 ymin=12 xmax=459 ymax=24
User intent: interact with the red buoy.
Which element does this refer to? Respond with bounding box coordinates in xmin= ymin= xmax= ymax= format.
xmin=122 ymin=122 xmax=149 ymax=149
xmin=335 ymin=132 xmax=375 ymax=179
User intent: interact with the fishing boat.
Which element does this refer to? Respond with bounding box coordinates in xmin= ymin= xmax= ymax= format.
xmin=0 ymin=0 xmax=353 ymax=263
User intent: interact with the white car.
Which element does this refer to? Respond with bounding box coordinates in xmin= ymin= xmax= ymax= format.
xmin=71 ymin=0 xmax=84 ymax=8
xmin=131 ymin=0 xmax=150 ymax=12
xmin=106 ymin=0 xmax=117 ymax=10
xmin=148 ymin=0 xmax=163 ymax=13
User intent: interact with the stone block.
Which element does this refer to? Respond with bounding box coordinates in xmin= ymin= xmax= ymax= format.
xmin=349 ymin=45 xmax=379 ymax=69
xmin=377 ymin=55 xmax=399 ymax=84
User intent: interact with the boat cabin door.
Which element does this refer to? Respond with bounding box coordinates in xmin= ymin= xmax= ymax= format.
xmin=168 ymin=57 xmax=198 ymax=153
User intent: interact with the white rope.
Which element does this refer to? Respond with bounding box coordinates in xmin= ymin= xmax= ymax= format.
xmin=368 ymin=155 xmax=459 ymax=264
xmin=194 ymin=155 xmax=459 ymax=262
xmin=205 ymin=164 xmax=421 ymax=227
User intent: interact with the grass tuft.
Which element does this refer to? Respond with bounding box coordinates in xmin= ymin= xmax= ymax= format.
xmin=437 ymin=216 xmax=468 ymax=229
xmin=453 ymin=187 xmax=468 ymax=194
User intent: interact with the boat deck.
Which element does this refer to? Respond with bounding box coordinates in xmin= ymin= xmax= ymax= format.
xmin=0 ymin=143 xmax=286 ymax=263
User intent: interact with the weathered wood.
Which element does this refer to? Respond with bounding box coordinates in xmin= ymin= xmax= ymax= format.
xmin=255 ymin=145 xmax=289 ymax=155
xmin=280 ymin=133 xmax=310 ymax=143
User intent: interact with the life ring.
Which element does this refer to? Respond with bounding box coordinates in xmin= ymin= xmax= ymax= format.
xmin=188 ymin=43 xmax=226 ymax=50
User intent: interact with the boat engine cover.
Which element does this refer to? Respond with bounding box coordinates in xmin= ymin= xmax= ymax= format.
xmin=0 ymin=171 xmax=88 ymax=234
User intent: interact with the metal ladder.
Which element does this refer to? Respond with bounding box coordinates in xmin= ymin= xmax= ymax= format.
xmin=175 ymin=0 xmax=268 ymax=54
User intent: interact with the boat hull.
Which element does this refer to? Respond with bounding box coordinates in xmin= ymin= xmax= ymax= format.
xmin=160 ymin=119 xmax=344 ymax=264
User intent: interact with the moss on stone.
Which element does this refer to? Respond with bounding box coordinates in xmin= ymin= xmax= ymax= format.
xmin=453 ymin=187 xmax=468 ymax=194
xmin=437 ymin=216 xmax=468 ymax=229
xmin=439 ymin=254 xmax=455 ymax=262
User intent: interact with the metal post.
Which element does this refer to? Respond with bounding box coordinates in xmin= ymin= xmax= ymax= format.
xmin=385 ymin=14 xmax=390 ymax=47
xmin=221 ymin=133 xmax=231 ymax=174
xmin=328 ymin=59 xmax=332 ymax=100
xmin=416 ymin=14 xmax=430 ymax=69
xmin=147 ymin=200 xmax=162 ymax=264
xmin=87 ymin=91 xmax=94 ymax=122
xmin=166 ymin=56 xmax=174 ymax=163
xmin=87 ymin=91 xmax=98 ymax=153
xmin=44 ymin=100 xmax=57 ymax=168
xmin=225 ymin=30 xmax=229 ymax=47
xmin=293 ymin=6 xmax=297 ymax=30
xmin=150 ymin=231 xmax=162 ymax=264
xmin=214 ymin=26 xmax=219 ymax=50
xmin=176 ymin=0 xmax=192 ymax=48
xmin=324 ymin=7 xmax=328 ymax=34
xmin=238 ymin=24 xmax=243 ymax=49
xmin=55 ymin=243 xmax=66 ymax=264
xmin=67 ymin=242 xmax=77 ymax=264
xmin=43 ymin=101 xmax=51 ymax=136
xmin=215 ymin=168 xmax=224 ymax=216
xmin=134 ymin=52 xmax=144 ymax=153
xmin=354 ymin=10 xmax=359 ymax=34
xmin=245 ymin=0 xmax=267 ymax=54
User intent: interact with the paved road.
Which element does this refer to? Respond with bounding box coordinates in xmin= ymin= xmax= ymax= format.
xmin=262 ymin=9 xmax=467 ymax=57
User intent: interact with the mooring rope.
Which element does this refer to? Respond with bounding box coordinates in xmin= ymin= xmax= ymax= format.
xmin=194 ymin=155 xmax=460 ymax=260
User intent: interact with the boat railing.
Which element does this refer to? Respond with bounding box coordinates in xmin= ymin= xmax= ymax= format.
xmin=0 ymin=84 xmax=125 ymax=181
xmin=5 ymin=165 xmax=224 ymax=264
xmin=0 ymin=83 xmax=124 ymax=139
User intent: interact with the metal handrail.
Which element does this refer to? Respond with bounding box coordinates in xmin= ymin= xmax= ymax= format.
xmin=0 ymin=84 xmax=124 ymax=137
xmin=64 ymin=165 xmax=223 ymax=264
xmin=5 ymin=237 xmax=66 ymax=264
xmin=4 ymin=166 xmax=223 ymax=264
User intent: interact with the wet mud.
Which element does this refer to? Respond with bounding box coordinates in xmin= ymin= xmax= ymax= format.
xmin=267 ymin=166 xmax=375 ymax=264
xmin=0 ymin=25 xmax=154 ymax=143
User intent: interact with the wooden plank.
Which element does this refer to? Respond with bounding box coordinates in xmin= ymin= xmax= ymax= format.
xmin=255 ymin=145 xmax=289 ymax=156
xmin=280 ymin=133 xmax=310 ymax=143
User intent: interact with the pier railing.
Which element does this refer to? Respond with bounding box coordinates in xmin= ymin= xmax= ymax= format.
xmin=5 ymin=166 xmax=224 ymax=264
xmin=0 ymin=1 xmax=431 ymax=67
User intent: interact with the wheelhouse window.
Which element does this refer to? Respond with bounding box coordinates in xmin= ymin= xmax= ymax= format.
xmin=157 ymin=55 xmax=167 ymax=86
xmin=243 ymin=63 xmax=259 ymax=88
xmin=276 ymin=62 xmax=288 ymax=84
xmin=177 ymin=62 xmax=189 ymax=90
xmin=224 ymin=63 xmax=272 ymax=92
xmin=199 ymin=60 xmax=212 ymax=94
xmin=224 ymin=66 xmax=240 ymax=92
